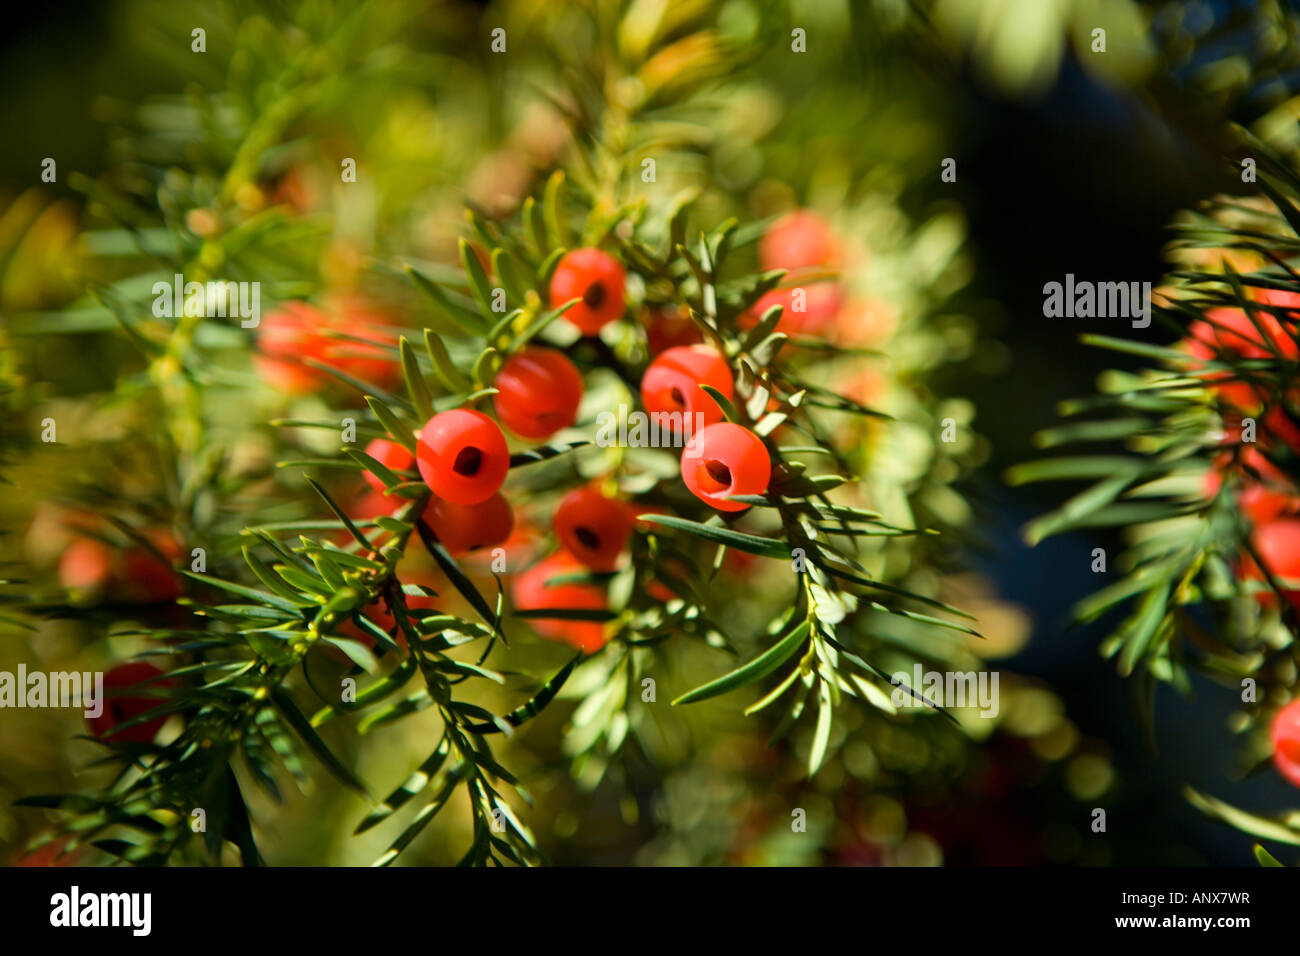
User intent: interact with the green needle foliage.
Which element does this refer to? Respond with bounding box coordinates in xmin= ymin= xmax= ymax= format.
xmin=5 ymin=0 xmax=1008 ymax=866
xmin=1017 ymin=129 xmax=1300 ymax=852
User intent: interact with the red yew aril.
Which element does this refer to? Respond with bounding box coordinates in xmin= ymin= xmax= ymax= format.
xmin=553 ymin=487 xmax=633 ymax=572
xmin=493 ymin=347 xmax=584 ymax=439
xmin=680 ymin=423 xmax=771 ymax=512
xmin=511 ymin=553 xmax=608 ymax=654
xmin=643 ymin=306 xmax=703 ymax=355
xmin=759 ymin=210 xmax=840 ymax=272
xmin=1243 ymin=518 xmax=1300 ymax=608
xmin=86 ymin=661 xmax=173 ymax=744
xmin=1204 ymin=447 xmax=1300 ymax=524
xmin=425 ymin=493 xmax=514 ymax=556
xmin=1183 ymin=306 xmax=1298 ymax=410
xmin=58 ymin=538 xmax=114 ymax=592
xmin=416 ymin=409 xmax=510 ymax=505
xmin=640 ymin=345 xmax=733 ymax=430
xmin=363 ymin=437 xmax=417 ymax=494
xmin=1273 ymin=699 xmax=1300 ymax=788
xmin=121 ymin=529 xmax=182 ymax=603
xmin=255 ymin=299 xmax=399 ymax=394
xmin=549 ymin=248 xmax=626 ymax=335
xmin=750 ymin=283 xmax=844 ymax=336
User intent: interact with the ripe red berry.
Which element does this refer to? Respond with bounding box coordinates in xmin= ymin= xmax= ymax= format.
xmin=641 ymin=345 xmax=733 ymax=430
xmin=511 ymin=553 xmax=608 ymax=654
xmin=643 ymin=306 xmax=703 ymax=355
xmin=751 ymin=283 xmax=845 ymax=336
xmin=255 ymin=299 xmax=399 ymax=394
xmin=58 ymin=538 xmax=114 ymax=593
xmin=759 ymin=210 xmax=840 ymax=273
xmin=86 ymin=661 xmax=172 ymax=744
xmin=121 ymin=531 xmax=182 ymax=603
xmin=681 ymin=422 xmax=771 ymax=512
xmin=425 ymin=492 xmax=514 ymax=556
xmin=1204 ymin=447 xmax=1300 ymax=524
xmin=1243 ymin=518 xmax=1300 ymax=608
xmin=1184 ymin=306 xmax=1300 ymax=410
xmin=416 ymin=409 xmax=510 ymax=505
xmin=554 ymin=487 xmax=633 ymax=572
xmin=363 ymin=437 xmax=416 ymax=494
xmin=1273 ymin=699 xmax=1300 ymax=788
xmin=493 ymin=347 xmax=584 ymax=439
xmin=549 ymin=248 xmax=626 ymax=335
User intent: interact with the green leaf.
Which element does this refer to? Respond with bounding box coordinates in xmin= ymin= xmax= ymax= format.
xmin=699 ymin=384 xmax=740 ymax=423
xmin=180 ymin=572 xmax=307 ymax=616
xmin=407 ymin=263 xmax=485 ymax=335
xmin=542 ymin=170 xmax=568 ymax=250
xmin=1185 ymin=786 xmax=1300 ymax=846
xmin=305 ymin=476 xmax=374 ymax=550
xmin=355 ymin=737 xmax=451 ymax=834
xmin=364 ymin=397 xmax=418 ymax=453
xmin=424 ymin=329 xmax=472 ymax=392
xmin=1254 ymin=844 xmax=1285 ymax=867
xmin=638 ymin=514 xmax=789 ymax=558
xmin=272 ymin=688 xmax=371 ymax=798
xmin=674 ymin=621 xmax=810 ymax=705
xmin=400 ymin=337 xmax=436 ymax=420
xmin=808 ymin=678 xmax=833 ymax=775
xmin=460 ymin=238 xmax=496 ymax=319
xmin=462 ymin=654 xmax=581 ymax=733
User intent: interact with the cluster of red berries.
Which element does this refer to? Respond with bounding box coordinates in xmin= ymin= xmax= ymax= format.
xmin=346 ymin=246 xmax=774 ymax=652
xmin=1191 ymin=293 xmax=1300 ymax=606
xmin=750 ymin=210 xmax=844 ymax=336
xmin=1185 ymin=290 xmax=1300 ymax=788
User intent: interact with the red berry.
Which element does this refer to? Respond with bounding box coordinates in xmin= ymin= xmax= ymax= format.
xmin=643 ymin=306 xmax=703 ymax=355
xmin=416 ymin=409 xmax=510 ymax=505
xmin=87 ymin=662 xmax=172 ymax=744
xmin=493 ymin=347 xmax=584 ymax=439
xmin=751 ymin=210 xmax=843 ymax=335
xmin=255 ymin=299 xmax=399 ymax=394
xmin=511 ymin=553 xmax=607 ymax=653
xmin=681 ymin=423 xmax=771 ymax=512
xmin=425 ymin=492 xmax=514 ymax=556
xmin=554 ymin=487 xmax=633 ymax=572
xmin=58 ymin=538 xmax=114 ymax=592
xmin=122 ymin=543 xmax=181 ymax=603
xmin=1205 ymin=447 xmax=1300 ymax=524
xmin=1273 ymin=699 xmax=1300 ymax=788
xmin=363 ymin=437 xmax=416 ymax=494
xmin=759 ymin=210 xmax=839 ymax=272
xmin=549 ymin=248 xmax=626 ymax=335
xmin=641 ymin=345 xmax=733 ymax=431
xmin=1243 ymin=518 xmax=1300 ymax=608
xmin=750 ymin=283 xmax=844 ymax=336
xmin=1184 ymin=306 xmax=1300 ymax=410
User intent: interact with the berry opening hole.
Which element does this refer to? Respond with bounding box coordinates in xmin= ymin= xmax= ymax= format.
xmin=582 ymin=281 xmax=606 ymax=310
xmin=669 ymin=386 xmax=686 ymax=407
xmin=453 ymin=446 xmax=483 ymax=476
xmin=575 ymin=526 xmax=601 ymax=551
xmin=703 ymin=459 xmax=732 ymax=489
